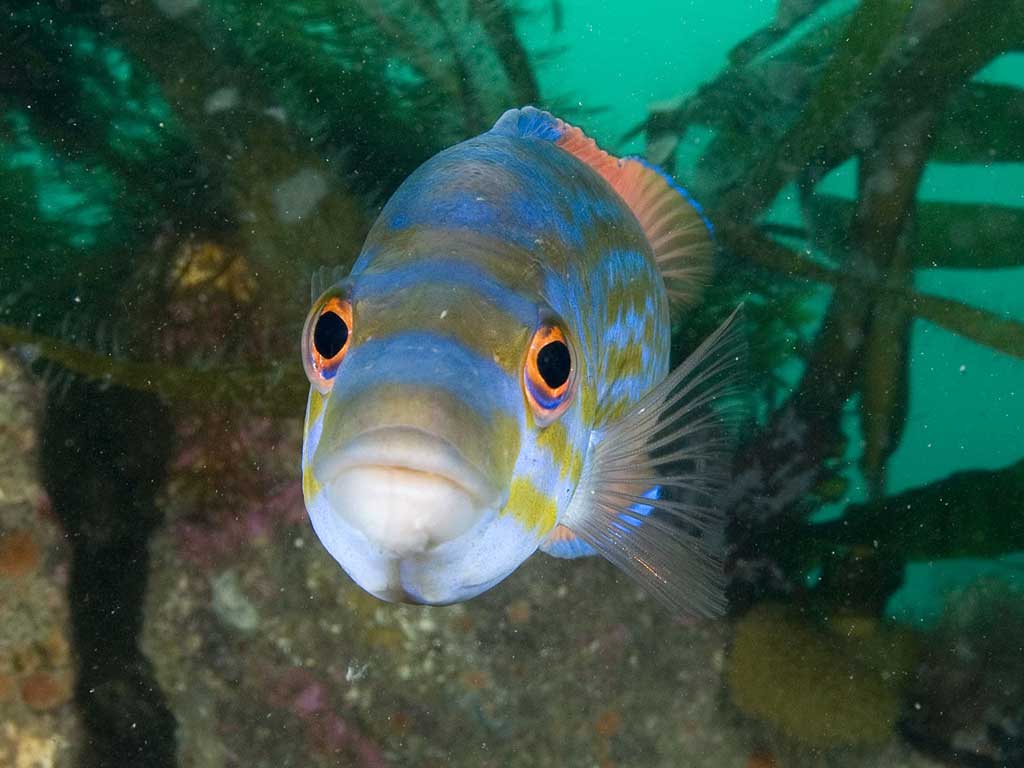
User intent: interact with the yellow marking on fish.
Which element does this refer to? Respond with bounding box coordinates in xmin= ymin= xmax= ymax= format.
xmin=643 ymin=314 xmax=657 ymax=348
xmin=567 ymin=449 xmax=584 ymax=486
xmin=604 ymin=280 xmax=649 ymax=327
xmin=357 ymin=283 xmax=529 ymax=375
xmin=605 ymin=343 xmax=645 ymax=378
xmin=502 ymin=477 xmax=558 ymax=534
xmin=573 ymin=372 xmax=596 ymax=424
xmin=302 ymin=463 xmax=321 ymax=502
xmin=306 ymin=390 xmax=325 ymax=427
xmin=535 ymin=421 xmax=584 ymax=481
xmin=492 ymin=413 xmax=522 ymax=480
xmin=599 ymin=397 xmax=632 ymax=424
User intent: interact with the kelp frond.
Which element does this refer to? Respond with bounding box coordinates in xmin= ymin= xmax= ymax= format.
xmin=0 ymin=323 xmax=307 ymax=417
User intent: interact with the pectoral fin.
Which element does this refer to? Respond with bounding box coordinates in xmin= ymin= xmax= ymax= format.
xmin=561 ymin=308 xmax=748 ymax=617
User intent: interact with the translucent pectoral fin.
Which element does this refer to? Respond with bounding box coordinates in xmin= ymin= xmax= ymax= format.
xmin=542 ymin=485 xmax=661 ymax=559
xmin=562 ymin=307 xmax=748 ymax=618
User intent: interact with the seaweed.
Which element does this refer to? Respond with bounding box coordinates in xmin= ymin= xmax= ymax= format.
xmin=1 ymin=2 xmax=1023 ymax=762
xmin=634 ymin=0 xmax=1024 ymax=577
xmin=0 ymin=4 xmax=541 ymax=763
xmin=0 ymin=0 xmax=542 ymax=387
xmin=636 ymin=3 xmax=1024 ymax=755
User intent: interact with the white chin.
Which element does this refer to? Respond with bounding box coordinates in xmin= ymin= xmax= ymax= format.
xmin=325 ymin=466 xmax=489 ymax=556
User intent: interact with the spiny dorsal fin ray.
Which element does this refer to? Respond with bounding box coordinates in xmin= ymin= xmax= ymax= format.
xmin=560 ymin=306 xmax=748 ymax=617
xmin=492 ymin=107 xmax=714 ymax=311
xmin=310 ymin=264 xmax=348 ymax=301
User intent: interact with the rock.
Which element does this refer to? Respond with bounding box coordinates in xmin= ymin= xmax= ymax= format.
xmin=0 ymin=354 xmax=78 ymax=767
xmin=0 ymin=674 xmax=16 ymax=703
xmin=20 ymin=671 xmax=72 ymax=713
xmin=0 ymin=531 xmax=40 ymax=578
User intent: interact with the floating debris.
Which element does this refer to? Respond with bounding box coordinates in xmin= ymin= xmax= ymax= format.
xmin=210 ymin=570 xmax=260 ymax=634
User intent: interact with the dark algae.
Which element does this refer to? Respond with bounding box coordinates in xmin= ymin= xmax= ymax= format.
xmin=41 ymin=381 xmax=176 ymax=767
xmin=0 ymin=1 xmax=1022 ymax=767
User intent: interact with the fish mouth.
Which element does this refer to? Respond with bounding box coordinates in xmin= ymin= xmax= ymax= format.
xmin=313 ymin=427 xmax=502 ymax=556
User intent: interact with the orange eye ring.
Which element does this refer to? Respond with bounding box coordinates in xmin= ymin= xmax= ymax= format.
xmin=302 ymin=292 xmax=353 ymax=393
xmin=524 ymin=323 xmax=576 ymax=425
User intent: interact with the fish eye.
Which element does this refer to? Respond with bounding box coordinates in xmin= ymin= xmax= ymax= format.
xmin=302 ymin=292 xmax=352 ymax=393
xmin=524 ymin=323 xmax=576 ymax=424
xmin=314 ymin=310 xmax=348 ymax=359
xmin=537 ymin=339 xmax=571 ymax=388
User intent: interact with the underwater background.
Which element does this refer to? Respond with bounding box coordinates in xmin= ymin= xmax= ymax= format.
xmin=0 ymin=1 xmax=1022 ymax=766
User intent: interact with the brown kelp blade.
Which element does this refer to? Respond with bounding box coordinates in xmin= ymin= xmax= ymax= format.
xmin=933 ymin=82 xmax=1024 ymax=164
xmin=806 ymin=195 xmax=1024 ymax=271
xmin=721 ymin=223 xmax=1024 ymax=362
xmin=0 ymin=323 xmax=307 ymax=416
xmin=717 ymin=0 xmax=914 ymax=218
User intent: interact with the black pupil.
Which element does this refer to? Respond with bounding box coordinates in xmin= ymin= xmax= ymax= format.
xmin=537 ymin=340 xmax=571 ymax=389
xmin=313 ymin=311 xmax=348 ymax=359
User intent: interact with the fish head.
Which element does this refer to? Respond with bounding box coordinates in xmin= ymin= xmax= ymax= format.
xmin=300 ymin=272 xmax=587 ymax=605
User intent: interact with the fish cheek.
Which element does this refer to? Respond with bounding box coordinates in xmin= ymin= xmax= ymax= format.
xmin=306 ymin=388 xmax=326 ymax=426
xmin=491 ymin=413 xmax=522 ymax=483
xmin=302 ymin=389 xmax=328 ymax=503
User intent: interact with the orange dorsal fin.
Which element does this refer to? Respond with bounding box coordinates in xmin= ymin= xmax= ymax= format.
xmin=492 ymin=107 xmax=714 ymax=311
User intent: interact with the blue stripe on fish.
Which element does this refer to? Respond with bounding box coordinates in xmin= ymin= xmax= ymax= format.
xmin=353 ymin=258 xmax=538 ymax=325
xmin=333 ymin=331 xmax=520 ymax=417
xmin=376 ymin=137 xmax=632 ymax=254
xmin=601 ymin=248 xmax=654 ymax=288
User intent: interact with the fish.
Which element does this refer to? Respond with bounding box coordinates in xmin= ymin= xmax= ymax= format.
xmin=299 ymin=107 xmax=746 ymax=616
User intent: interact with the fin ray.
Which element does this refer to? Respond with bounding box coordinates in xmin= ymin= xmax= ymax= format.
xmin=310 ymin=265 xmax=347 ymax=301
xmin=562 ymin=307 xmax=748 ymax=617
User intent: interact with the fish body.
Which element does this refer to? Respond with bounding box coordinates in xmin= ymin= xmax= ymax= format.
xmin=300 ymin=108 xmax=744 ymax=614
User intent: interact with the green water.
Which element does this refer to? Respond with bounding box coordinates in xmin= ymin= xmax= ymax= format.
xmin=526 ymin=0 xmax=777 ymax=148
xmin=1 ymin=1 xmax=1022 ymax=766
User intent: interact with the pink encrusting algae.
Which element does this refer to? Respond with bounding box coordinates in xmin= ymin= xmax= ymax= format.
xmin=268 ymin=667 xmax=390 ymax=768
xmin=169 ymin=410 xmax=305 ymax=568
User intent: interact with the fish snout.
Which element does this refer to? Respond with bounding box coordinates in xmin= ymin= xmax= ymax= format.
xmin=308 ymin=333 xmax=523 ymax=565
xmin=314 ymin=428 xmax=503 ymax=557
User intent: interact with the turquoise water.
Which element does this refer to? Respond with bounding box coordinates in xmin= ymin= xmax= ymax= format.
xmin=1 ymin=1 xmax=1022 ymax=766
xmin=526 ymin=0 xmax=777 ymax=149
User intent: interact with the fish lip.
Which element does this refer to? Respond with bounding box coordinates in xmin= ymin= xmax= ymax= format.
xmin=313 ymin=426 xmax=501 ymax=508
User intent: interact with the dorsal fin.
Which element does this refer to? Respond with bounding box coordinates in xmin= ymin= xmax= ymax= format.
xmin=310 ymin=264 xmax=347 ymax=301
xmin=492 ymin=107 xmax=714 ymax=310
